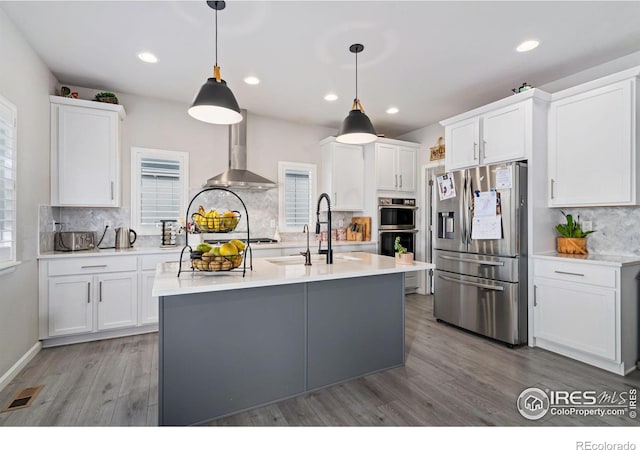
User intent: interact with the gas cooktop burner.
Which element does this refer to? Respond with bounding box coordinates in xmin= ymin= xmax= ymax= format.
xmin=204 ymin=237 xmax=279 ymax=245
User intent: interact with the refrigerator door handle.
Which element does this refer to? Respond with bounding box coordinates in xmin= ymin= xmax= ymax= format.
xmin=438 ymin=274 xmax=504 ymax=291
xmin=462 ymin=174 xmax=468 ymax=246
xmin=439 ymin=254 xmax=505 ymax=266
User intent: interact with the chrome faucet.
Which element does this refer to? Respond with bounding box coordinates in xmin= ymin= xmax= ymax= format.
xmin=316 ymin=193 xmax=333 ymax=264
xmin=301 ymin=224 xmax=312 ymax=266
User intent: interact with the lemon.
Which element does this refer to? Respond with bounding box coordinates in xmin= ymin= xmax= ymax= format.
xmin=229 ymin=239 xmax=245 ymax=252
xmin=211 ymin=246 xmax=222 ymax=256
xmin=219 ymin=243 xmax=238 ymax=256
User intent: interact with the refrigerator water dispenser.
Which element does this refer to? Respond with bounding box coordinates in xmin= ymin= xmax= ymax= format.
xmin=438 ymin=212 xmax=455 ymax=239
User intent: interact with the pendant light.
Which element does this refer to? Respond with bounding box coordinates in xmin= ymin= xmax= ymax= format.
xmin=336 ymin=44 xmax=377 ymax=144
xmin=188 ymin=1 xmax=242 ymax=125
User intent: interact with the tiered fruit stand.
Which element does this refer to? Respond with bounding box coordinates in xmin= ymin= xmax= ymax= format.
xmin=177 ymin=187 xmax=252 ymax=277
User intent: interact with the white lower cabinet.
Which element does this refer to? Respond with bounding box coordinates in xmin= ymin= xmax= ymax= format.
xmin=48 ymin=275 xmax=93 ymax=337
xmin=96 ymin=272 xmax=138 ymax=330
xmin=533 ymin=256 xmax=639 ymax=375
xmin=140 ymin=271 xmax=159 ymax=325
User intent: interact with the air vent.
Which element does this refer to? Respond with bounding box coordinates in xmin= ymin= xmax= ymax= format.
xmin=1 ymin=385 xmax=43 ymax=412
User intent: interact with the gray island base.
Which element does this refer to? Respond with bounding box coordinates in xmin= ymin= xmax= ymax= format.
xmin=158 ymin=272 xmax=405 ymax=426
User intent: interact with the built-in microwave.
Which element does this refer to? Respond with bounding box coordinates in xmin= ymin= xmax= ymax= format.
xmin=378 ymin=197 xmax=417 ymax=230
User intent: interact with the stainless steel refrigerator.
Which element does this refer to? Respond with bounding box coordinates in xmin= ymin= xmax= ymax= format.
xmin=433 ymin=161 xmax=527 ymax=346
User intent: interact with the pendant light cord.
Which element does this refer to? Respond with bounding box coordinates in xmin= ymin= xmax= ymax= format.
xmin=215 ymin=6 xmax=218 ymax=67
xmin=355 ymin=50 xmax=358 ymax=103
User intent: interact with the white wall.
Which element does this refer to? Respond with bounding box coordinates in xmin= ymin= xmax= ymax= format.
xmin=0 ymin=9 xmax=58 ymax=382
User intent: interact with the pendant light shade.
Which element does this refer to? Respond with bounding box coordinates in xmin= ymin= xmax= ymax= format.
xmin=336 ymin=43 xmax=377 ymax=144
xmin=188 ymin=1 xmax=242 ymax=125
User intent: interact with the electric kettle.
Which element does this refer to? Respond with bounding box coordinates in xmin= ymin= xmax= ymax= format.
xmin=115 ymin=227 xmax=137 ymax=249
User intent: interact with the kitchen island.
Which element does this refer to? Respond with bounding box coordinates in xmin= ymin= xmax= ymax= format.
xmin=152 ymin=252 xmax=433 ymax=425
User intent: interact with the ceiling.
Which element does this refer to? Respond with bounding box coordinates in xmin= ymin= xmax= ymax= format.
xmin=2 ymin=1 xmax=640 ymax=137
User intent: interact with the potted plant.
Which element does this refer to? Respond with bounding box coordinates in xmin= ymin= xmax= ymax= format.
xmin=555 ymin=211 xmax=595 ymax=255
xmin=94 ymin=92 xmax=119 ymax=104
xmin=394 ymin=236 xmax=414 ymax=264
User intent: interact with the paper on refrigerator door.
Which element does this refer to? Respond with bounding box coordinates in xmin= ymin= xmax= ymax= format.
xmin=471 ymin=215 xmax=502 ymax=239
xmin=495 ymin=166 xmax=513 ymax=189
xmin=436 ymin=173 xmax=456 ymax=200
xmin=473 ymin=191 xmax=497 ymax=217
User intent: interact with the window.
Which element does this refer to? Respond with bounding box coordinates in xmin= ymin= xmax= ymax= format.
xmin=0 ymin=95 xmax=17 ymax=269
xmin=278 ymin=161 xmax=316 ymax=232
xmin=131 ymin=147 xmax=189 ymax=235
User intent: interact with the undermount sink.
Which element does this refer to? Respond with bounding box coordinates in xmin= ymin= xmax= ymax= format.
xmin=265 ymin=254 xmax=361 ymax=266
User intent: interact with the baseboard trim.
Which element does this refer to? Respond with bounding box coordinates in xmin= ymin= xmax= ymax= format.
xmin=41 ymin=325 xmax=158 ymax=348
xmin=0 ymin=342 xmax=42 ymax=393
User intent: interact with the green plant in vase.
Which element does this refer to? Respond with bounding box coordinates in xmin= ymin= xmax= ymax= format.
xmin=555 ymin=211 xmax=595 ymax=255
xmin=394 ymin=236 xmax=413 ymax=264
xmin=94 ymin=92 xmax=119 ymax=104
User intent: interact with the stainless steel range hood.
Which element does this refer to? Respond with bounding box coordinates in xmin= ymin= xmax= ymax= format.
xmin=205 ymin=109 xmax=277 ymax=190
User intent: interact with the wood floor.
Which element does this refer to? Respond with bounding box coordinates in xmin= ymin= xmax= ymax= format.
xmin=1 ymin=294 xmax=639 ymax=426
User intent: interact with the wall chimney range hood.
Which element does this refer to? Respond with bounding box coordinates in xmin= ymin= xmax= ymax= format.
xmin=205 ymin=109 xmax=277 ymax=190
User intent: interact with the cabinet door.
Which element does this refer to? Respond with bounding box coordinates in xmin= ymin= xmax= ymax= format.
xmin=140 ymin=271 xmax=159 ymax=325
xmin=54 ymin=104 xmax=119 ymax=207
xmin=397 ymin=147 xmax=417 ymax=192
xmin=331 ymin=144 xmax=364 ymax=210
xmin=482 ymin=102 xmax=527 ymax=165
xmin=444 ymin=116 xmax=479 ymax=170
xmin=548 ymin=79 xmax=634 ymax=206
xmin=48 ymin=275 xmax=93 ymax=337
xmin=534 ymin=279 xmax=617 ymax=361
xmin=97 ymin=272 xmax=138 ymax=330
xmin=375 ymin=144 xmax=398 ymax=190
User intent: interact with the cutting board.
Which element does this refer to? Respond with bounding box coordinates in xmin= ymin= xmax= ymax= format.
xmin=351 ymin=216 xmax=371 ymax=241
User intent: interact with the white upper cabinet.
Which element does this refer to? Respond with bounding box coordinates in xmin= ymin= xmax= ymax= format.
xmin=50 ymin=96 xmax=126 ymax=207
xmin=441 ymin=89 xmax=549 ymax=171
xmin=320 ymin=138 xmax=365 ymax=211
xmin=372 ymin=139 xmax=419 ymax=192
xmin=548 ymin=71 xmax=639 ymax=207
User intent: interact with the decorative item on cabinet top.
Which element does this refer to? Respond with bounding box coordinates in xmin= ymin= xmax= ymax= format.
xmin=430 ymin=137 xmax=445 ymax=161
xmin=94 ymin=91 xmax=119 ymax=104
xmin=512 ymin=82 xmax=532 ymax=95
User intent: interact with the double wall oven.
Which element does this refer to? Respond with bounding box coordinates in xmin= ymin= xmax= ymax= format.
xmin=378 ymin=196 xmax=418 ymax=258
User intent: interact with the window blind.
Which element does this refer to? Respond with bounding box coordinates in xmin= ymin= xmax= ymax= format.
xmin=139 ymin=157 xmax=182 ymax=226
xmin=284 ymin=169 xmax=311 ymax=228
xmin=0 ymin=98 xmax=16 ymax=264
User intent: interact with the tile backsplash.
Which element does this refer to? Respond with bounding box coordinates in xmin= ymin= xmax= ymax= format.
xmin=556 ymin=207 xmax=640 ymax=256
xmin=39 ymin=188 xmax=354 ymax=252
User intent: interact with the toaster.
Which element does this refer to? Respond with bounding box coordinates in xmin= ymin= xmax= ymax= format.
xmin=54 ymin=231 xmax=96 ymax=252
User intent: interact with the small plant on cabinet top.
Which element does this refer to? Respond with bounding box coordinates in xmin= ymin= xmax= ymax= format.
xmin=556 ymin=211 xmax=595 ymax=238
xmin=94 ymin=92 xmax=119 ymax=104
xmin=394 ymin=236 xmax=407 ymax=255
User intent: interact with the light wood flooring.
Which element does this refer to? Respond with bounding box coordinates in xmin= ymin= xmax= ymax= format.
xmin=1 ymin=294 xmax=639 ymax=426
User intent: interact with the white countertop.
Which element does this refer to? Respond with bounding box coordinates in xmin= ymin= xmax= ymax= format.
xmin=533 ymin=252 xmax=640 ymax=267
xmin=152 ymin=252 xmax=433 ymax=297
xmin=38 ymin=240 xmax=376 ymax=259
xmin=38 ymin=246 xmax=183 ymax=259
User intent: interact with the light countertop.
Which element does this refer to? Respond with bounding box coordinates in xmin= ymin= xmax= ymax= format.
xmin=533 ymin=252 xmax=640 ymax=267
xmin=38 ymin=240 xmax=376 ymax=259
xmin=152 ymin=252 xmax=433 ymax=297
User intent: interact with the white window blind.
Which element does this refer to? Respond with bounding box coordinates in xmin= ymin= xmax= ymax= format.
xmin=140 ymin=157 xmax=181 ymax=226
xmin=284 ymin=169 xmax=312 ymax=228
xmin=0 ymin=96 xmax=17 ymax=265
xmin=278 ymin=162 xmax=316 ymax=232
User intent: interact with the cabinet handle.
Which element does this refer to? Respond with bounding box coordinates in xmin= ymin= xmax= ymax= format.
xmin=87 ymin=282 xmax=91 ymax=303
xmin=395 ymin=174 xmax=398 ymax=188
xmin=111 ymin=181 xmax=114 ymax=200
xmin=533 ymin=285 xmax=537 ymax=307
xmin=81 ymin=264 xmax=107 ymax=269
xmin=473 ymin=142 xmax=478 ymax=160
xmin=483 ymin=140 xmax=487 ymax=159
xmin=99 ymin=281 xmax=103 ymax=302
xmin=554 ymin=270 xmax=584 ymax=277
xmin=334 ymin=192 xmax=337 ymax=205
xmin=550 ymin=179 xmax=555 ymax=200
xmin=399 ymin=174 xmax=403 ymax=188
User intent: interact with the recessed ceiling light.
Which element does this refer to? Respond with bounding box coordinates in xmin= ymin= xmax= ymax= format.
xmin=386 ymin=107 xmax=399 ymax=115
xmin=137 ymin=51 xmax=158 ymax=63
xmin=244 ymin=76 xmax=260 ymax=85
xmin=324 ymin=93 xmax=338 ymax=102
xmin=516 ymin=40 xmax=539 ymax=53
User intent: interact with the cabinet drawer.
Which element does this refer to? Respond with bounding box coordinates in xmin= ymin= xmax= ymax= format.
xmin=534 ymin=259 xmax=617 ymax=288
xmin=141 ymin=252 xmax=182 ymax=271
xmin=48 ymin=256 xmax=137 ymax=276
